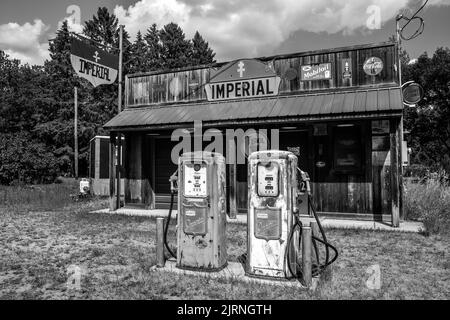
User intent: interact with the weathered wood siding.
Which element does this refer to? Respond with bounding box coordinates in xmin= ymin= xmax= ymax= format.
xmin=126 ymin=68 xmax=211 ymax=106
xmin=126 ymin=43 xmax=398 ymax=107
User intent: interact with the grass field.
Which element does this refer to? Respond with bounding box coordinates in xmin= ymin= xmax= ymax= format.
xmin=0 ymin=180 xmax=449 ymax=300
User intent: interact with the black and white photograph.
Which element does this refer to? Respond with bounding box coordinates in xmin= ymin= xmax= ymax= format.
xmin=0 ymin=0 xmax=449 ymax=307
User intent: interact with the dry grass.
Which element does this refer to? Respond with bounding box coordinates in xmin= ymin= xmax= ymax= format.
xmin=404 ymin=173 xmax=450 ymax=235
xmin=0 ymin=178 xmax=80 ymax=213
xmin=0 ymin=180 xmax=449 ymax=300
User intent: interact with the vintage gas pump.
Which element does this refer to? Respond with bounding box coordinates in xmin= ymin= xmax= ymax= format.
xmin=247 ymin=150 xmax=338 ymax=282
xmin=167 ymin=151 xmax=228 ymax=271
xmin=247 ymin=150 xmax=300 ymax=278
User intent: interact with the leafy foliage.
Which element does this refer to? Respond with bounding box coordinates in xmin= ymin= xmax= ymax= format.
xmin=403 ymin=47 xmax=450 ymax=171
xmin=191 ymin=31 xmax=216 ymax=65
xmin=159 ymin=22 xmax=193 ymax=69
xmin=0 ymin=133 xmax=61 ymax=184
xmin=144 ymin=24 xmax=163 ymax=71
xmin=0 ymin=7 xmax=216 ymax=185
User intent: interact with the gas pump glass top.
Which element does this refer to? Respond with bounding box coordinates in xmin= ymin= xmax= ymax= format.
xmin=184 ymin=162 xmax=207 ymax=197
xmin=257 ymin=162 xmax=280 ymax=197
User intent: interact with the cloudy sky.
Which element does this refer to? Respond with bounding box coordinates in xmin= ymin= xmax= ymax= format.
xmin=0 ymin=0 xmax=449 ymax=65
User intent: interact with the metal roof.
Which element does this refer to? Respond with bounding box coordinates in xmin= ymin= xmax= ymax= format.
xmin=104 ymin=87 xmax=403 ymax=131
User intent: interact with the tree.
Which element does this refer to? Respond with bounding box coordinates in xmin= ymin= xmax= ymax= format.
xmin=0 ymin=132 xmax=61 ymax=184
xmin=129 ymin=31 xmax=148 ymax=74
xmin=83 ymin=7 xmax=118 ymax=49
xmin=36 ymin=20 xmax=90 ymax=175
xmin=191 ymin=31 xmax=216 ymax=65
xmin=0 ymin=10 xmax=218 ymax=183
xmin=83 ymin=7 xmax=132 ymax=74
xmin=403 ymin=47 xmax=450 ymax=171
xmin=144 ymin=23 xmax=163 ymax=71
xmin=159 ymin=22 xmax=192 ymax=69
xmin=0 ymin=51 xmax=24 ymax=132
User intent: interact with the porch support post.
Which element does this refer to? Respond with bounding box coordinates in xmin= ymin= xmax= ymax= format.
xmin=116 ymin=132 xmax=122 ymax=209
xmin=390 ymin=119 xmax=400 ymax=227
xmin=399 ymin=116 xmax=404 ymax=220
xmin=109 ymin=132 xmax=117 ymax=212
xmin=227 ymin=138 xmax=237 ymax=218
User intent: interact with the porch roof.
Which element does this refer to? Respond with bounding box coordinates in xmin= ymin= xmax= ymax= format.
xmin=104 ymin=87 xmax=403 ymax=131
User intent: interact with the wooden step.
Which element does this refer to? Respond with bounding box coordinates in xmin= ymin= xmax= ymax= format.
xmin=155 ymin=194 xmax=178 ymax=202
xmin=155 ymin=202 xmax=178 ymax=210
xmin=155 ymin=194 xmax=178 ymax=210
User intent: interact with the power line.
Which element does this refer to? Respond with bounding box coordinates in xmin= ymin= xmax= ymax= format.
xmin=398 ymin=0 xmax=429 ymax=41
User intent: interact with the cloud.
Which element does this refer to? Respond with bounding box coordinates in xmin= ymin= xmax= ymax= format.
xmin=114 ymin=0 xmax=189 ymax=37
xmin=0 ymin=19 xmax=50 ymax=65
xmin=114 ymin=0 xmax=420 ymax=61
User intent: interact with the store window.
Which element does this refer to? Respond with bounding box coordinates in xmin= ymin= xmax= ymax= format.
xmin=333 ymin=124 xmax=363 ymax=173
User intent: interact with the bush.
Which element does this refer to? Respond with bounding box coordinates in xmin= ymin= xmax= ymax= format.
xmin=404 ymin=171 xmax=450 ymax=235
xmin=0 ymin=133 xmax=61 ymax=185
xmin=404 ymin=164 xmax=431 ymax=179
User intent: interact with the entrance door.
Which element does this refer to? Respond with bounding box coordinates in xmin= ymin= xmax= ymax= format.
xmin=279 ymin=130 xmax=309 ymax=171
xmin=154 ymin=137 xmax=178 ymax=194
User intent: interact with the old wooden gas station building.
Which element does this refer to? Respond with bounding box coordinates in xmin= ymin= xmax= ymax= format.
xmin=104 ymin=41 xmax=405 ymax=226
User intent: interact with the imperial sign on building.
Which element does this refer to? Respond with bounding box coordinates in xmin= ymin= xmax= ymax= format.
xmin=70 ymin=38 xmax=119 ymax=87
xmin=204 ymin=59 xmax=281 ymax=101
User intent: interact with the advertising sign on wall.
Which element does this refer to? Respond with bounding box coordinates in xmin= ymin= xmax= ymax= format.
xmin=341 ymin=58 xmax=352 ymax=79
xmin=363 ymin=57 xmax=383 ymax=76
xmin=204 ymin=59 xmax=281 ymax=101
xmin=402 ymin=82 xmax=424 ymax=105
xmin=300 ymin=63 xmax=332 ymax=81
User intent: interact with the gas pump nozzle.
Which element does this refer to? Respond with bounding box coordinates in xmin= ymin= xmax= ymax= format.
xmin=297 ymin=168 xmax=311 ymax=196
xmin=169 ymin=170 xmax=178 ymax=194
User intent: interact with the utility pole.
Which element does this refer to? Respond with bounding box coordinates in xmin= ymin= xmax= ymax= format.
xmin=396 ymin=14 xmax=404 ymax=224
xmin=396 ymin=14 xmax=403 ymax=86
xmin=74 ymin=86 xmax=78 ymax=180
xmin=118 ymin=25 xmax=123 ymax=114
xmin=116 ymin=25 xmax=123 ymax=209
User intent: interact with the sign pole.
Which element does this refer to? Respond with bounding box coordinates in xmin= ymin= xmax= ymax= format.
xmin=116 ymin=25 xmax=123 ymax=209
xmin=74 ymin=86 xmax=78 ymax=180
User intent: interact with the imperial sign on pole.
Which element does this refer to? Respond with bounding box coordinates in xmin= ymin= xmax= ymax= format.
xmin=70 ymin=37 xmax=119 ymax=87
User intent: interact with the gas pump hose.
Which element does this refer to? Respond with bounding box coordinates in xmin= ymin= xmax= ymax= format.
xmin=309 ymin=194 xmax=339 ymax=275
xmin=285 ymin=195 xmax=339 ymax=281
xmin=163 ymin=190 xmax=177 ymax=259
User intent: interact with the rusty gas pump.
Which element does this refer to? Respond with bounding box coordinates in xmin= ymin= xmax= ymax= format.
xmin=164 ymin=151 xmax=229 ymax=271
xmin=246 ymin=150 xmax=338 ymax=284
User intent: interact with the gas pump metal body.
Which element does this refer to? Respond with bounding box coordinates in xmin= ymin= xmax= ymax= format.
xmin=247 ymin=150 xmax=299 ymax=279
xmin=176 ymin=151 xmax=227 ymax=271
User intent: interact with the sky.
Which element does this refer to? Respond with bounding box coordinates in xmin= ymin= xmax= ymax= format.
xmin=0 ymin=0 xmax=449 ymax=66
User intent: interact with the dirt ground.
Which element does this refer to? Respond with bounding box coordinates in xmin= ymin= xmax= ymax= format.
xmin=0 ymin=179 xmax=450 ymax=300
xmin=0 ymin=193 xmax=449 ymax=299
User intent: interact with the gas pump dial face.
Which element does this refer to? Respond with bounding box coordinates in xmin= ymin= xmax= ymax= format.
xmin=257 ymin=161 xmax=280 ymax=197
xmin=184 ymin=162 xmax=207 ymax=197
